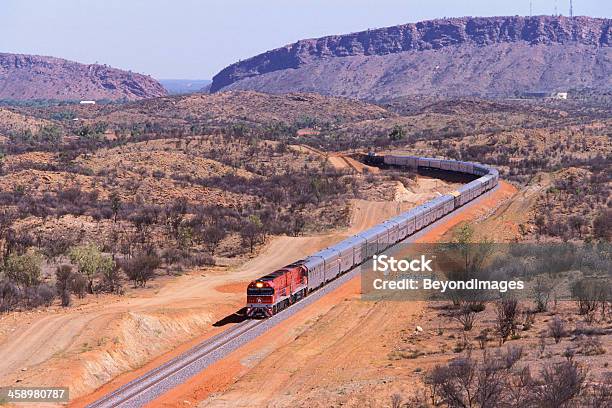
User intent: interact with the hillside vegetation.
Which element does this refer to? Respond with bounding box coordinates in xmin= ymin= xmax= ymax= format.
xmin=0 ymin=91 xmax=609 ymax=313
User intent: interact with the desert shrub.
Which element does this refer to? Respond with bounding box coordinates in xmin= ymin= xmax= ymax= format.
xmin=502 ymin=345 xmax=524 ymax=369
xmin=423 ymin=346 xmax=595 ymax=408
xmin=99 ymin=264 xmax=123 ymax=294
xmin=475 ymin=328 xmax=493 ymax=350
xmin=0 ymin=279 xmax=21 ymax=312
xmin=402 ymin=390 xmax=430 ymax=408
xmin=186 ymin=253 xmax=215 ymax=268
xmin=121 ymin=252 xmax=160 ymax=287
xmin=28 ymin=283 xmax=55 ymax=307
xmin=425 ymin=348 xmax=522 ymax=408
xmin=532 ymin=275 xmax=554 ymax=312
xmin=521 ymin=310 xmax=535 ymax=331
xmin=199 ymin=225 xmax=226 ymax=255
xmin=572 ymin=325 xmax=606 ymax=336
xmin=40 ymin=233 xmax=76 ymax=262
xmin=577 ymin=336 xmax=606 ymax=356
xmin=70 ymin=272 xmax=87 ymax=298
xmin=495 ymin=297 xmax=519 ymax=344
xmin=548 ymin=317 xmax=566 ymax=344
xmin=390 ymin=393 xmax=402 ymax=408
xmin=468 ymin=302 xmax=486 ymax=313
xmin=4 ymin=229 xmax=35 ymax=255
xmin=533 ymin=359 xmax=587 ymax=407
xmin=161 ymin=247 xmax=184 ymax=268
xmin=572 ymin=279 xmax=602 ymax=322
xmin=579 ymin=377 xmax=612 ymax=407
xmin=451 ymin=305 xmax=478 ymax=331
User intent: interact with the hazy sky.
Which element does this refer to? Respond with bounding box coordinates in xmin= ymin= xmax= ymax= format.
xmin=2 ymin=0 xmax=610 ymax=79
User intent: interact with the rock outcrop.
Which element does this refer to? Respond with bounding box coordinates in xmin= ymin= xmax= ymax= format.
xmin=210 ymin=16 xmax=611 ymax=99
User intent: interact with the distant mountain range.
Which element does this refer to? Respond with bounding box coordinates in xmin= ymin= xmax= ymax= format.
xmin=210 ymin=15 xmax=611 ymax=99
xmin=0 ymin=53 xmax=167 ymax=101
xmin=159 ymin=79 xmax=212 ymax=95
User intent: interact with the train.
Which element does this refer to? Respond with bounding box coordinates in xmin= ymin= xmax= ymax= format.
xmin=245 ymin=153 xmax=499 ymax=318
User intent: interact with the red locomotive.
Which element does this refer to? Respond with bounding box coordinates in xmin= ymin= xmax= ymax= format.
xmin=246 ymin=262 xmax=308 ymax=318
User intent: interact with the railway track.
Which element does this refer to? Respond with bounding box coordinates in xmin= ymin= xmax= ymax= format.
xmin=85 ymin=184 xmax=499 ymax=408
xmin=85 ymin=319 xmax=263 ymax=408
xmin=86 ymin=254 xmax=373 ymax=407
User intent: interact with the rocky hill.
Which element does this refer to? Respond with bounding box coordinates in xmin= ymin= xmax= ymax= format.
xmin=210 ymin=16 xmax=611 ymax=99
xmin=0 ymin=53 xmax=167 ymax=101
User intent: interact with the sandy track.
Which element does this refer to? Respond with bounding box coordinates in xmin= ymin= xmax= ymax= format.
xmin=289 ymin=144 xmax=379 ymax=174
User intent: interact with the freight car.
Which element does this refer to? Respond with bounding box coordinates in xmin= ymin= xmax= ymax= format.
xmin=246 ymin=154 xmax=498 ymax=318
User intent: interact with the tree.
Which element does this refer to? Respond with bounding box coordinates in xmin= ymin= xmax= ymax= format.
xmin=4 ymin=249 xmax=43 ymax=289
xmin=240 ymin=214 xmax=263 ymax=253
xmin=55 ymin=265 xmax=73 ymax=307
xmin=109 ymin=192 xmax=122 ymax=223
xmin=388 ymin=125 xmax=406 ymax=141
xmin=40 ymin=233 xmax=76 ymax=263
xmin=535 ymin=215 xmax=546 ymax=236
xmin=291 ymin=214 xmax=306 ymax=236
xmin=201 ymin=225 xmax=226 ymax=255
xmin=38 ymin=124 xmax=62 ymax=145
xmin=443 ymin=223 xmax=493 ymax=306
xmin=0 ymin=208 xmax=16 ymax=260
xmin=568 ymin=215 xmax=585 ymax=238
xmin=532 ymin=275 xmax=554 ymax=312
xmin=164 ymin=197 xmax=188 ymax=242
xmin=68 ymin=244 xmax=114 ymax=294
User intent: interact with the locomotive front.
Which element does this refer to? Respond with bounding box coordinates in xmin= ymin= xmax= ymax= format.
xmin=246 ymin=280 xmax=275 ymax=318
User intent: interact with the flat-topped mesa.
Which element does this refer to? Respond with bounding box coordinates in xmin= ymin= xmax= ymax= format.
xmin=210 ymin=15 xmax=611 ymax=97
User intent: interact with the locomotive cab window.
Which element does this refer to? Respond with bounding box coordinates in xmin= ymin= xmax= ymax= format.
xmin=247 ymin=287 xmax=274 ymax=296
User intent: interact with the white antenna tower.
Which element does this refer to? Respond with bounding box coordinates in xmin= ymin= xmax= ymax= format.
xmin=570 ymin=0 xmax=574 ymax=17
xmin=530 ymin=0 xmax=533 ymax=16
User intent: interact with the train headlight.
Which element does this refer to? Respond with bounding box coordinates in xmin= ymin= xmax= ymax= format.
xmin=256 ymin=282 xmax=264 ymax=288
